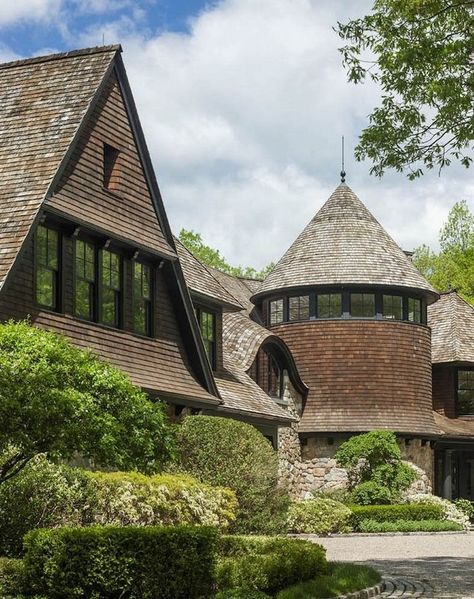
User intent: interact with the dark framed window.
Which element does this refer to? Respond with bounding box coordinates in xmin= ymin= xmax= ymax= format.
xmin=350 ymin=293 xmax=376 ymax=318
xmin=100 ymin=249 xmax=121 ymax=327
xmin=103 ymin=143 xmax=121 ymax=191
xmin=269 ymin=299 xmax=284 ymax=325
xmin=383 ymin=295 xmax=403 ymax=320
xmin=34 ymin=224 xmax=60 ymax=309
xmin=133 ymin=262 xmax=153 ymax=336
xmin=317 ymin=293 xmax=342 ymax=318
xmin=457 ymin=370 xmax=474 ymax=415
xmin=289 ymin=295 xmax=309 ymax=321
xmin=408 ymin=297 xmax=422 ymax=323
xmin=74 ymin=239 xmax=96 ymax=321
xmin=197 ymin=308 xmax=216 ymax=369
xmin=267 ymin=352 xmax=283 ymax=399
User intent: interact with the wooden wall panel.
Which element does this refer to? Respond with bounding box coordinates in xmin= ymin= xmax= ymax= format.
xmin=432 ymin=364 xmax=456 ymax=418
xmin=270 ymin=319 xmax=437 ymax=435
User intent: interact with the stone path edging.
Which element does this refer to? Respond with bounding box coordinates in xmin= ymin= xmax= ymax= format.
xmin=330 ymin=582 xmax=385 ymax=599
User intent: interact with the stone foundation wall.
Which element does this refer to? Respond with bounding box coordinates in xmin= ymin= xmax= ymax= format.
xmin=278 ymin=381 xmax=434 ymax=499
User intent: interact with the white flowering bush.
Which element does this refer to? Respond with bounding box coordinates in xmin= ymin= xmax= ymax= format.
xmin=84 ymin=471 xmax=238 ymax=530
xmin=406 ymin=493 xmax=469 ymax=530
xmin=287 ymin=498 xmax=352 ymax=535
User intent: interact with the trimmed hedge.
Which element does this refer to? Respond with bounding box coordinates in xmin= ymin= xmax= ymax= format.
xmin=350 ymin=503 xmax=443 ymax=528
xmin=216 ymin=536 xmax=327 ymax=595
xmin=0 ymin=557 xmax=25 ymax=597
xmin=287 ymin=498 xmax=352 ymax=535
xmin=23 ymin=525 xmax=218 ymax=599
xmin=357 ymin=519 xmax=463 ymax=533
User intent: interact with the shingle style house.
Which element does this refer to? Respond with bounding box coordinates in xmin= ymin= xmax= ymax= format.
xmin=0 ymin=46 xmax=473 ymax=501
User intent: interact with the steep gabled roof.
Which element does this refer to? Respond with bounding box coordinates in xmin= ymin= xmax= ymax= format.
xmin=429 ymin=291 xmax=474 ymax=364
xmin=174 ymin=238 xmax=243 ymax=310
xmin=253 ymin=184 xmax=437 ymax=301
xmin=0 ymin=46 xmax=125 ymax=290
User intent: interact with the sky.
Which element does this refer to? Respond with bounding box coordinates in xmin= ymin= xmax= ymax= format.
xmin=0 ymin=0 xmax=472 ymax=269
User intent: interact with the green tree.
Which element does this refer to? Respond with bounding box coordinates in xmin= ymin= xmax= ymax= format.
xmin=337 ymin=1 xmax=474 ymax=179
xmin=335 ymin=430 xmax=416 ymax=504
xmin=413 ymin=200 xmax=474 ymax=303
xmin=179 ymin=229 xmax=274 ymax=280
xmin=0 ymin=321 xmax=175 ymax=484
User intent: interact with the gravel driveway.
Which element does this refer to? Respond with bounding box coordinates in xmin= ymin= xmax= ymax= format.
xmin=304 ymin=533 xmax=474 ymax=598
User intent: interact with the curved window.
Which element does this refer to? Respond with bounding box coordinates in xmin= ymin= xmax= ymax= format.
xmin=383 ymin=295 xmax=403 ymax=320
xmin=350 ymin=293 xmax=375 ymax=318
xmin=317 ymin=293 xmax=342 ymax=318
xmin=266 ymin=289 xmax=425 ymax=326
xmin=289 ymin=295 xmax=309 ymax=321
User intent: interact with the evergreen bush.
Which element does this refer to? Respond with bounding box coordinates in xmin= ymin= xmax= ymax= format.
xmin=176 ymin=416 xmax=288 ymax=533
xmin=23 ymin=525 xmax=218 ymax=599
xmin=350 ymin=503 xmax=443 ymax=528
xmin=287 ymin=498 xmax=352 ymax=534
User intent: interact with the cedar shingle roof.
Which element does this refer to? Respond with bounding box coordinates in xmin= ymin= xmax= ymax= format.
xmin=0 ymin=46 xmax=124 ymax=290
xmin=434 ymin=412 xmax=474 ymax=439
xmin=429 ymin=291 xmax=474 ymax=364
xmin=254 ymin=184 xmax=437 ymax=301
xmin=208 ymin=267 xmax=257 ymax=315
xmin=174 ymin=238 xmax=242 ymax=310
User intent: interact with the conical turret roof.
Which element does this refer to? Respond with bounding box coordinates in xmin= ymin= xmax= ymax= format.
xmin=253 ymin=184 xmax=437 ymax=301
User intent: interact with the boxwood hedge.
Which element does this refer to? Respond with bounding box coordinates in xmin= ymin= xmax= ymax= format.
xmin=350 ymin=503 xmax=443 ymax=529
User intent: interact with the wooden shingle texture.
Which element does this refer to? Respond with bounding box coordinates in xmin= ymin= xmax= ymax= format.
xmin=434 ymin=412 xmax=474 ymax=439
xmin=429 ymin=291 xmax=474 ymax=364
xmin=255 ymin=184 xmax=437 ymax=299
xmin=0 ymin=47 xmax=119 ymax=290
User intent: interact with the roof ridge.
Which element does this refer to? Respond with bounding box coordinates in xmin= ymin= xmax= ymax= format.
xmin=0 ymin=45 xmax=121 ymax=70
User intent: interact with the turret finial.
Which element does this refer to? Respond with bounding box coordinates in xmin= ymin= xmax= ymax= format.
xmin=340 ymin=135 xmax=346 ymax=184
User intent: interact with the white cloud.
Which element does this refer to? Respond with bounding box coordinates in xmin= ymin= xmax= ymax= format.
xmin=55 ymin=0 xmax=474 ymax=267
xmin=0 ymin=0 xmax=63 ymax=26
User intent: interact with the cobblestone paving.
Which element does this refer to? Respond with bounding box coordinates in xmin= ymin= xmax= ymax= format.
xmin=305 ymin=533 xmax=474 ymax=598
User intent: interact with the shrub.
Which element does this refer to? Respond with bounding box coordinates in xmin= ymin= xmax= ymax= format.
xmin=335 ymin=431 xmax=417 ymax=503
xmin=350 ymin=481 xmax=392 ymax=505
xmin=356 ymin=519 xmax=463 ymax=533
xmin=287 ymin=498 xmax=352 ymax=534
xmin=0 ymin=557 xmax=26 ymax=597
xmin=406 ymin=494 xmax=470 ymax=529
xmin=0 ymin=454 xmax=89 ymax=557
xmin=176 ymin=416 xmax=288 ymax=533
xmin=350 ymin=503 xmax=443 ymax=529
xmin=214 ymin=590 xmax=271 ymax=599
xmin=454 ymin=499 xmax=474 ymax=522
xmin=216 ymin=536 xmax=327 ymax=595
xmin=83 ymin=470 xmax=237 ymax=530
xmin=23 ymin=525 xmax=218 ymax=599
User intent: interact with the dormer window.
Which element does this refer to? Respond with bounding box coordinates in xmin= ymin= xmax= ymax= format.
xmin=196 ymin=308 xmax=216 ymax=370
xmin=103 ymin=143 xmax=121 ymax=191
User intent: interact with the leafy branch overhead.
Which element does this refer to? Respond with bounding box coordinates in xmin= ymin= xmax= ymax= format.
xmin=179 ymin=229 xmax=274 ymax=281
xmin=337 ymin=0 xmax=474 ymax=178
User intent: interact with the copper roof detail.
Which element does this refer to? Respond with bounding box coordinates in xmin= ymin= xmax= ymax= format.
xmin=254 ymin=184 xmax=438 ymax=301
xmin=429 ymin=291 xmax=474 ymax=364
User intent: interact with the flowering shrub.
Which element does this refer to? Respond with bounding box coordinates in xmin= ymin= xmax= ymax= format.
xmin=406 ymin=494 xmax=469 ymax=530
xmin=287 ymin=498 xmax=352 ymax=535
xmin=84 ymin=471 xmax=237 ymax=530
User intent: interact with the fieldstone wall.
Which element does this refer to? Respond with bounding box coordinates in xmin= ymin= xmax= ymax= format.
xmin=278 ymin=381 xmax=434 ymax=498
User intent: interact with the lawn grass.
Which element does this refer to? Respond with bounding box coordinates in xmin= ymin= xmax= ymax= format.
xmin=275 ymin=562 xmax=381 ymax=599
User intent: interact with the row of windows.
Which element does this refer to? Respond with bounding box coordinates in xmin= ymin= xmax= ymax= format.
xmin=458 ymin=370 xmax=474 ymax=416
xmin=34 ymin=225 xmax=153 ymax=337
xmin=269 ymin=291 xmax=423 ymax=325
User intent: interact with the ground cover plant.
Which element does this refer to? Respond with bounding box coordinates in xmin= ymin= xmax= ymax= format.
xmin=0 ymin=321 xmax=175 ymax=485
xmin=276 ymin=563 xmax=381 ymax=599
xmin=287 ymin=498 xmax=352 ymax=535
xmin=176 ymin=416 xmax=288 ymax=533
xmin=335 ymin=430 xmax=417 ymax=504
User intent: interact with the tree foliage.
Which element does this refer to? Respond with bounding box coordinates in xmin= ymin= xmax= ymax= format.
xmin=0 ymin=321 xmax=175 ymax=484
xmin=179 ymin=229 xmax=274 ymax=280
xmin=335 ymin=430 xmax=417 ymax=504
xmin=337 ymin=0 xmax=474 ymax=178
xmin=413 ymin=199 xmax=474 ymax=304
